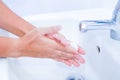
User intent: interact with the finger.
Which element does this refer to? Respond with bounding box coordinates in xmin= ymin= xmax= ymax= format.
xmin=47 ymin=33 xmax=70 ymax=46
xmin=22 ymin=28 xmax=40 ymax=42
xmin=54 ymin=50 xmax=75 ymax=60
xmin=62 ymin=60 xmax=72 ymax=66
xmin=74 ymin=55 xmax=85 ymax=64
xmin=66 ymin=46 xmax=78 ymax=54
xmin=54 ymin=33 xmax=70 ymax=46
xmin=56 ymin=44 xmax=77 ymax=55
xmin=78 ymin=46 xmax=86 ymax=55
xmin=69 ymin=59 xmax=80 ymax=67
xmin=54 ymin=59 xmax=72 ymax=66
xmin=48 ymin=26 xmax=62 ymax=34
xmin=46 ymin=34 xmax=55 ymax=40
xmin=39 ymin=26 xmax=62 ymax=35
xmin=60 ymin=39 xmax=70 ymax=46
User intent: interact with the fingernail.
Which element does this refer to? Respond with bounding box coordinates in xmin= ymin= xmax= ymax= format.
xmin=80 ymin=58 xmax=85 ymax=64
xmin=78 ymin=48 xmax=86 ymax=55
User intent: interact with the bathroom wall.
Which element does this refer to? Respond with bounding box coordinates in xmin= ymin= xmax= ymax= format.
xmin=2 ymin=0 xmax=118 ymax=17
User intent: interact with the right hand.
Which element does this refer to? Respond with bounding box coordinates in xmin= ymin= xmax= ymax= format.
xmin=16 ymin=27 xmax=77 ymax=60
xmin=47 ymin=32 xmax=86 ymax=67
xmin=12 ymin=26 xmax=85 ymax=67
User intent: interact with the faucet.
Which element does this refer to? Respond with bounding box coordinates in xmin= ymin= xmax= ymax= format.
xmin=79 ymin=0 xmax=120 ymax=41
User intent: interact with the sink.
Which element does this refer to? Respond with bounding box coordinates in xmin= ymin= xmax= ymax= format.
xmin=7 ymin=9 xmax=120 ymax=80
xmin=82 ymin=30 xmax=120 ymax=80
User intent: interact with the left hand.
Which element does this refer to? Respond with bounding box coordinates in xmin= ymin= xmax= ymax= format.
xmin=45 ymin=26 xmax=86 ymax=67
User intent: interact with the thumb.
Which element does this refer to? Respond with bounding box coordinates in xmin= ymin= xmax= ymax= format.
xmin=21 ymin=26 xmax=62 ymax=42
xmin=38 ymin=26 xmax=62 ymax=35
xmin=21 ymin=28 xmax=40 ymax=42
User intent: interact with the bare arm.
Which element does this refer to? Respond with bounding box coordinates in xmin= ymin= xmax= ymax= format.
xmin=0 ymin=0 xmax=35 ymax=37
xmin=0 ymin=37 xmax=20 ymax=57
xmin=0 ymin=0 xmax=85 ymax=66
xmin=0 ymin=1 xmax=69 ymax=46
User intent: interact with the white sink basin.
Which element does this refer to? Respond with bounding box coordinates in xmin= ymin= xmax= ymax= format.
xmin=6 ymin=9 xmax=120 ymax=80
xmin=82 ymin=30 xmax=120 ymax=80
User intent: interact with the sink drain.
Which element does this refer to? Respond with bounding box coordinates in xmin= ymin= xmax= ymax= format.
xmin=67 ymin=75 xmax=75 ymax=80
xmin=76 ymin=75 xmax=85 ymax=80
xmin=67 ymin=75 xmax=85 ymax=80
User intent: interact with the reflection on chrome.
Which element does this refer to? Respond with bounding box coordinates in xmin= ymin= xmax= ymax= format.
xmin=79 ymin=0 xmax=120 ymax=41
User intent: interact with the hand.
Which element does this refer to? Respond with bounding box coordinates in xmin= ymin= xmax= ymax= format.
xmin=62 ymin=46 xmax=85 ymax=67
xmin=55 ymin=45 xmax=85 ymax=67
xmin=13 ymin=26 xmax=85 ymax=67
xmin=45 ymin=27 xmax=86 ymax=67
xmin=17 ymin=26 xmax=77 ymax=61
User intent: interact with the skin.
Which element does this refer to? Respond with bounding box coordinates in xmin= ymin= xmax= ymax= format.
xmin=0 ymin=0 xmax=85 ymax=67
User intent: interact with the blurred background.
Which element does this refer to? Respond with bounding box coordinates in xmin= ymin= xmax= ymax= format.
xmin=2 ymin=0 xmax=117 ymax=16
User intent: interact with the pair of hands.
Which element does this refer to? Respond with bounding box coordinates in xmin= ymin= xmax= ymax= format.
xmin=18 ymin=26 xmax=85 ymax=67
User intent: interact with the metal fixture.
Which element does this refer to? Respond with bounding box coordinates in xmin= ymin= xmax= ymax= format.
xmin=79 ymin=0 xmax=120 ymax=41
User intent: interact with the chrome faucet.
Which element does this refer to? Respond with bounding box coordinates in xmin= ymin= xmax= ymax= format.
xmin=79 ymin=0 xmax=120 ymax=41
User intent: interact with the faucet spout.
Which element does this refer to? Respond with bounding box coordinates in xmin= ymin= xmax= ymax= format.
xmin=79 ymin=20 xmax=115 ymax=33
xmin=79 ymin=0 xmax=120 ymax=41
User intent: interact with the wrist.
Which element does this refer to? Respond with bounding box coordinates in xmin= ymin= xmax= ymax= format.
xmin=8 ymin=38 xmax=23 ymax=57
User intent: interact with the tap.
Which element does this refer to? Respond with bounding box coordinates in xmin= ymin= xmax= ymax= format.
xmin=79 ymin=0 xmax=120 ymax=41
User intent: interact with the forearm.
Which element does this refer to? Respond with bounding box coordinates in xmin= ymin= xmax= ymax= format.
xmin=0 ymin=37 xmax=21 ymax=57
xmin=0 ymin=1 xmax=35 ymax=37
